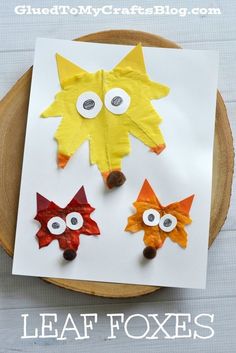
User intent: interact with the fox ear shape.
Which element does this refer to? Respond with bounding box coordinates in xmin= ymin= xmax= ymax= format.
xmin=114 ymin=43 xmax=146 ymax=73
xmin=36 ymin=193 xmax=51 ymax=212
xmin=137 ymin=179 xmax=162 ymax=206
xmin=179 ymin=195 xmax=194 ymax=215
xmin=56 ymin=53 xmax=87 ymax=86
xmin=73 ymin=186 xmax=88 ymax=204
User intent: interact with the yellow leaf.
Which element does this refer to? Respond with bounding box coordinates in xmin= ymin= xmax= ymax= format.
xmin=41 ymin=45 xmax=170 ymax=180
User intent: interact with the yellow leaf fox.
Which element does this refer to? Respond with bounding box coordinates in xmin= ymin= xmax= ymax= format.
xmin=41 ymin=44 xmax=169 ymax=188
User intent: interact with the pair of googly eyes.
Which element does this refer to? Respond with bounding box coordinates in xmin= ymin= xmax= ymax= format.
xmin=47 ymin=212 xmax=83 ymax=235
xmin=142 ymin=209 xmax=177 ymax=232
xmin=76 ymin=88 xmax=130 ymax=119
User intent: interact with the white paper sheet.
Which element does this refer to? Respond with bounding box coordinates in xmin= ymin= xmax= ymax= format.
xmin=12 ymin=38 xmax=219 ymax=288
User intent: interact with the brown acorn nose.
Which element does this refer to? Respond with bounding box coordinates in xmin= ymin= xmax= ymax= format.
xmin=106 ymin=171 xmax=126 ymax=189
xmin=63 ymin=249 xmax=77 ymax=261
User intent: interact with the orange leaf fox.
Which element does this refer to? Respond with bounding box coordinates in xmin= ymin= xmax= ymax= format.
xmin=125 ymin=180 xmax=194 ymax=259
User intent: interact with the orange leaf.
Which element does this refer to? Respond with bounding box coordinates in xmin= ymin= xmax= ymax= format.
xmin=168 ymin=227 xmax=188 ymax=248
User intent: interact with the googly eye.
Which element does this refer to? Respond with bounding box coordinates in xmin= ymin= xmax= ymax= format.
xmin=76 ymin=91 xmax=103 ymax=119
xmin=66 ymin=212 xmax=83 ymax=230
xmin=159 ymin=214 xmax=177 ymax=232
xmin=142 ymin=209 xmax=160 ymax=227
xmin=105 ymin=88 xmax=131 ymax=115
xmin=47 ymin=217 xmax=66 ymax=235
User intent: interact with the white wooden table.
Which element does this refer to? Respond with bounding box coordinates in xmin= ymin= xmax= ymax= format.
xmin=0 ymin=1 xmax=235 ymax=352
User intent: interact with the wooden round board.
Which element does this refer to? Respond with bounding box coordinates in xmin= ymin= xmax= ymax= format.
xmin=0 ymin=30 xmax=234 ymax=298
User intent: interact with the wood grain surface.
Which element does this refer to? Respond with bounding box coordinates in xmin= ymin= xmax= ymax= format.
xmin=0 ymin=30 xmax=234 ymax=297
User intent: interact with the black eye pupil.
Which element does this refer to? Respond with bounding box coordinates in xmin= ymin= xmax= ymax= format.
xmin=111 ymin=96 xmax=123 ymax=106
xmin=83 ymin=99 xmax=95 ymax=110
xmin=148 ymin=214 xmax=155 ymax=222
xmin=164 ymin=219 xmax=172 ymax=227
xmin=71 ymin=217 xmax=78 ymax=225
xmin=52 ymin=222 xmax=60 ymax=229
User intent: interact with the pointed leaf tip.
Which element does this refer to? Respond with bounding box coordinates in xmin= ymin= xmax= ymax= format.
xmin=36 ymin=193 xmax=50 ymax=212
xmin=137 ymin=179 xmax=161 ymax=206
xmin=114 ymin=43 xmax=146 ymax=73
xmin=179 ymin=194 xmax=195 ymax=215
xmin=73 ymin=186 xmax=88 ymax=204
xmin=55 ymin=53 xmax=87 ymax=86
